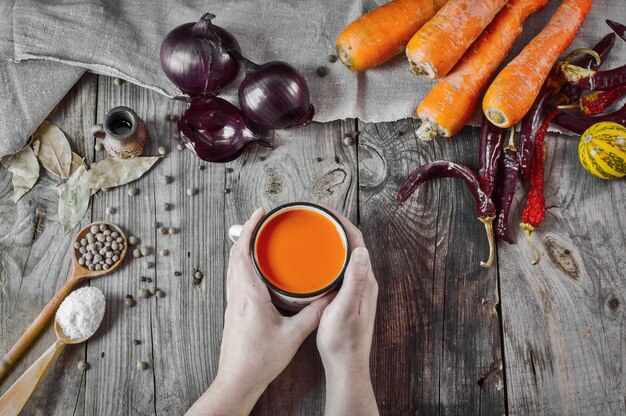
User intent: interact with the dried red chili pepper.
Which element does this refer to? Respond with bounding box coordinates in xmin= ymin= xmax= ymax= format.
xmin=606 ymin=19 xmax=626 ymax=42
xmin=519 ymin=109 xmax=560 ymax=265
xmin=478 ymin=115 xmax=506 ymax=197
xmin=553 ymin=101 xmax=626 ymax=134
xmin=559 ymin=84 xmax=626 ymax=115
xmin=397 ymin=160 xmax=496 ymax=268
xmin=559 ymin=62 xmax=626 ymax=91
xmin=559 ymin=33 xmax=615 ymax=103
xmin=494 ymin=129 xmax=519 ymax=244
xmin=519 ymin=34 xmax=614 ymax=178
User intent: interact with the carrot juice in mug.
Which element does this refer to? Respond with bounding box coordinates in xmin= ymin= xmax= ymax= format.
xmin=229 ymin=203 xmax=350 ymax=310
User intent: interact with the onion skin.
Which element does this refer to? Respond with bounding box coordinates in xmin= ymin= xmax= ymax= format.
xmin=178 ymin=96 xmax=269 ymax=163
xmin=160 ymin=13 xmax=241 ymax=95
xmin=238 ymin=61 xmax=315 ymax=129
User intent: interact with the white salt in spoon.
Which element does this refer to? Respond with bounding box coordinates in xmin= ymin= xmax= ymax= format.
xmin=0 ymin=287 xmax=105 ymax=416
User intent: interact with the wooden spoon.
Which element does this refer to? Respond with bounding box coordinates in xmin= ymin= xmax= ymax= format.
xmin=0 ymin=222 xmax=126 ymax=381
xmin=0 ymin=318 xmax=103 ymax=415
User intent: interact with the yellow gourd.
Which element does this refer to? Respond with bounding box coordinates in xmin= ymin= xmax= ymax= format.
xmin=578 ymin=121 xmax=626 ymax=179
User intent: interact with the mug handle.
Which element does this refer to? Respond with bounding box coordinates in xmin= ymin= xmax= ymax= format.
xmin=228 ymin=224 xmax=244 ymax=244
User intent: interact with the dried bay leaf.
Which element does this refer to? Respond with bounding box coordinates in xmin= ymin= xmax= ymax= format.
xmin=69 ymin=152 xmax=87 ymax=176
xmin=58 ymin=165 xmax=90 ymax=233
xmin=87 ymin=156 xmax=160 ymax=195
xmin=1 ymin=145 xmax=40 ymax=202
xmin=33 ymin=120 xmax=72 ymax=179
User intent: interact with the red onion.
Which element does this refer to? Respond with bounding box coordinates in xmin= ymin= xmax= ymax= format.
xmin=237 ymin=58 xmax=315 ymax=130
xmin=160 ymin=13 xmax=241 ymax=96
xmin=178 ymin=96 xmax=270 ymax=163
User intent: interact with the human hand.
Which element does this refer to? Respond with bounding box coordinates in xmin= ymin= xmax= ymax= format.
xmin=316 ymin=211 xmax=379 ymax=415
xmin=210 ymin=208 xmax=333 ymax=413
xmin=316 ymin=211 xmax=378 ymax=375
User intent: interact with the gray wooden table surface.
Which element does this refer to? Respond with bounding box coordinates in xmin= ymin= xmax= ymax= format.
xmin=1 ymin=74 xmax=624 ymax=416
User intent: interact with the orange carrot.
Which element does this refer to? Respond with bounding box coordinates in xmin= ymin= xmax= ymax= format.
xmin=336 ymin=0 xmax=447 ymax=71
xmin=483 ymin=0 xmax=594 ymax=128
xmin=416 ymin=0 xmax=550 ymax=140
xmin=406 ymin=0 xmax=508 ymax=79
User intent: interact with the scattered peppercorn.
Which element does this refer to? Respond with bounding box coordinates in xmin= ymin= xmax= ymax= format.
xmin=149 ymin=286 xmax=158 ymax=295
xmin=77 ymin=361 xmax=90 ymax=371
xmin=156 ymin=289 xmax=166 ymax=298
xmin=160 ymin=175 xmax=172 ymax=184
xmin=113 ymin=77 xmax=124 ymax=86
xmin=105 ymin=207 xmax=116 ymax=215
xmin=165 ymin=114 xmax=178 ymax=122
xmin=127 ymin=188 xmax=138 ymax=197
xmin=159 ymin=226 xmax=168 ymax=235
xmin=193 ymin=277 xmax=202 ymax=286
xmin=125 ymin=298 xmax=136 ymax=307
xmin=129 ymin=236 xmax=139 ymax=246
xmin=94 ymin=142 xmax=104 ymax=151
xmin=168 ymin=227 xmax=178 ymax=235
xmin=137 ymin=360 xmax=149 ymax=370
xmin=133 ymin=339 xmax=141 ymax=345
xmin=174 ymin=271 xmax=182 ymax=276
xmin=194 ymin=270 xmax=204 ymax=280
xmin=187 ymin=187 xmax=197 ymax=196
xmin=177 ymin=143 xmax=185 ymax=151
xmin=138 ymin=288 xmax=151 ymax=298
xmin=140 ymin=246 xmax=152 ymax=256
xmin=140 ymin=276 xmax=147 ymax=282
xmin=158 ymin=146 xmax=168 ymax=155
xmin=159 ymin=249 xmax=169 ymax=256
xmin=343 ymin=136 xmax=353 ymax=146
xmin=144 ymin=261 xmax=154 ymax=268
xmin=199 ymin=165 xmax=206 ymax=171
xmin=316 ymin=66 xmax=328 ymax=77
xmin=132 ymin=248 xmax=142 ymax=258
xmin=327 ymin=54 xmax=338 ymax=63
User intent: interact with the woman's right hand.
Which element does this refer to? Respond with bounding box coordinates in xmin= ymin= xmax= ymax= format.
xmin=316 ymin=212 xmax=379 ymax=415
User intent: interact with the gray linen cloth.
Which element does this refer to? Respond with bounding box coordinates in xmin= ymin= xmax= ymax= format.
xmin=0 ymin=0 xmax=624 ymax=157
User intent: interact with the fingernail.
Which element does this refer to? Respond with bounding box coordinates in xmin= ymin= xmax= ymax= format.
xmin=352 ymin=247 xmax=369 ymax=266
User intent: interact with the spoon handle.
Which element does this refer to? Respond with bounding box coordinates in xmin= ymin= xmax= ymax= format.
xmin=0 ymin=277 xmax=82 ymax=381
xmin=0 ymin=340 xmax=66 ymax=415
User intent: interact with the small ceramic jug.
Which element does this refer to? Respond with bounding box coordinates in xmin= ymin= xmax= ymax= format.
xmin=94 ymin=106 xmax=148 ymax=158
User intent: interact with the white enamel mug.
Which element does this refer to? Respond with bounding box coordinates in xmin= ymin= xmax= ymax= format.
xmin=228 ymin=202 xmax=350 ymax=311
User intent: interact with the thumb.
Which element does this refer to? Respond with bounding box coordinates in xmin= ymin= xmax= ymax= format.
xmin=289 ymin=293 xmax=335 ymax=341
xmin=334 ymin=247 xmax=370 ymax=308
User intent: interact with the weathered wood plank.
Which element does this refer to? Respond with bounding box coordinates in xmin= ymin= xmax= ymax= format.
xmin=223 ymin=119 xmax=358 ymax=415
xmin=0 ymin=73 xmax=98 ymax=415
xmin=498 ymin=132 xmax=626 ymax=416
xmin=83 ymin=76 xmax=227 ymax=416
xmin=358 ymin=120 xmax=506 ymax=415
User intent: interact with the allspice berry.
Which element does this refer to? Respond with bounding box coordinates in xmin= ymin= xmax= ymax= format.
xmin=155 ymin=289 xmax=166 ymax=298
xmin=158 ymin=146 xmax=168 ymax=155
xmin=168 ymin=227 xmax=178 ymax=235
xmin=77 ymin=360 xmax=90 ymax=371
xmin=125 ymin=298 xmax=136 ymax=307
xmin=127 ymin=188 xmax=138 ymax=196
xmin=129 ymin=236 xmax=139 ymax=246
xmin=159 ymin=226 xmax=168 ymax=235
xmin=132 ymin=248 xmax=142 ymax=258
xmin=137 ymin=360 xmax=149 ymax=370
xmin=186 ymin=187 xmax=197 ymax=196
xmin=105 ymin=207 xmax=116 ymax=215
xmin=138 ymin=288 xmax=151 ymax=298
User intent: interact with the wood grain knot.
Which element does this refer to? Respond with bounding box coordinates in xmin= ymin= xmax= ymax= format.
xmin=358 ymin=143 xmax=387 ymax=189
xmin=264 ymin=168 xmax=284 ymax=198
xmin=310 ymin=168 xmax=347 ymax=199
xmin=543 ymin=236 xmax=579 ymax=280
